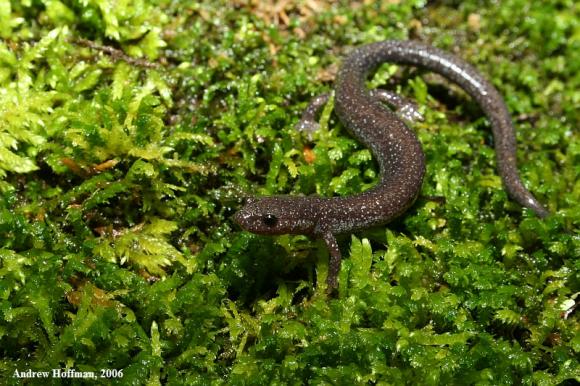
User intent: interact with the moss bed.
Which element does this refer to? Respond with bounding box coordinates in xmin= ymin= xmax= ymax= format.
xmin=0 ymin=0 xmax=578 ymax=384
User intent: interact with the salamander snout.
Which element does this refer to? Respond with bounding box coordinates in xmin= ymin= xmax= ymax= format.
xmin=233 ymin=196 xmax=316 ymax=236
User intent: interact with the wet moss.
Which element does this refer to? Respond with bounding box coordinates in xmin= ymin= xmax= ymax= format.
xmin=0 ymin=0 xmax=578 ymax=384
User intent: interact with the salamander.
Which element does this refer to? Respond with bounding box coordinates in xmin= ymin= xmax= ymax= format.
xmin=233 ymin=40 xmax=549 ymax=289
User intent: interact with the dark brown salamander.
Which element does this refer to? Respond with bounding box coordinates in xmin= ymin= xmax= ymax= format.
xmin=233 ymin=40 xmax=549 ymax=289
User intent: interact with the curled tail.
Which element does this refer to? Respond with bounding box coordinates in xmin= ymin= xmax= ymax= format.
xmin=345 ymin=40 xmax=548 ymax=217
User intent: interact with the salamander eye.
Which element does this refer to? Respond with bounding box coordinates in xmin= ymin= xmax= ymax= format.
xmin=262 ymin=214 xmax=278 ymax=227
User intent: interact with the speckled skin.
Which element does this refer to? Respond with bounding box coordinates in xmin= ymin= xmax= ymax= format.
xmin=234 ymin=40 xmax=549 ymax=289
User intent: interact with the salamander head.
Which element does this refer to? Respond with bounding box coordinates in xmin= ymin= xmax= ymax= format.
xmin=233 ymin=196 xmax=316 ymax=235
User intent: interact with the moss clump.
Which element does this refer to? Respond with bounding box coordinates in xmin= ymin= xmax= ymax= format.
xmin=0 ymin=0 xmax=578 ymax=384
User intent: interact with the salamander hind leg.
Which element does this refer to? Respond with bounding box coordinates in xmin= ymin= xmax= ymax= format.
xmin=295 ymin=93 xmax=330 ymax=139
xmin=370 ymin=89 xmax=424 ymax=122
xmin=296 ymin=90 xmax=422 ymax=139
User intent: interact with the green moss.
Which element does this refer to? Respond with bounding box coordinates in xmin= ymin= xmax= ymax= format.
xmin=0 ymin=0 xmax=578 ymax=384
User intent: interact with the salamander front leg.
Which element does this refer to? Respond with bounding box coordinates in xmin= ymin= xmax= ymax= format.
xmin=322 ymin=232 xmax=341 ymax=290
xmin=370 ymin=89 xmax=424 ymax=122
